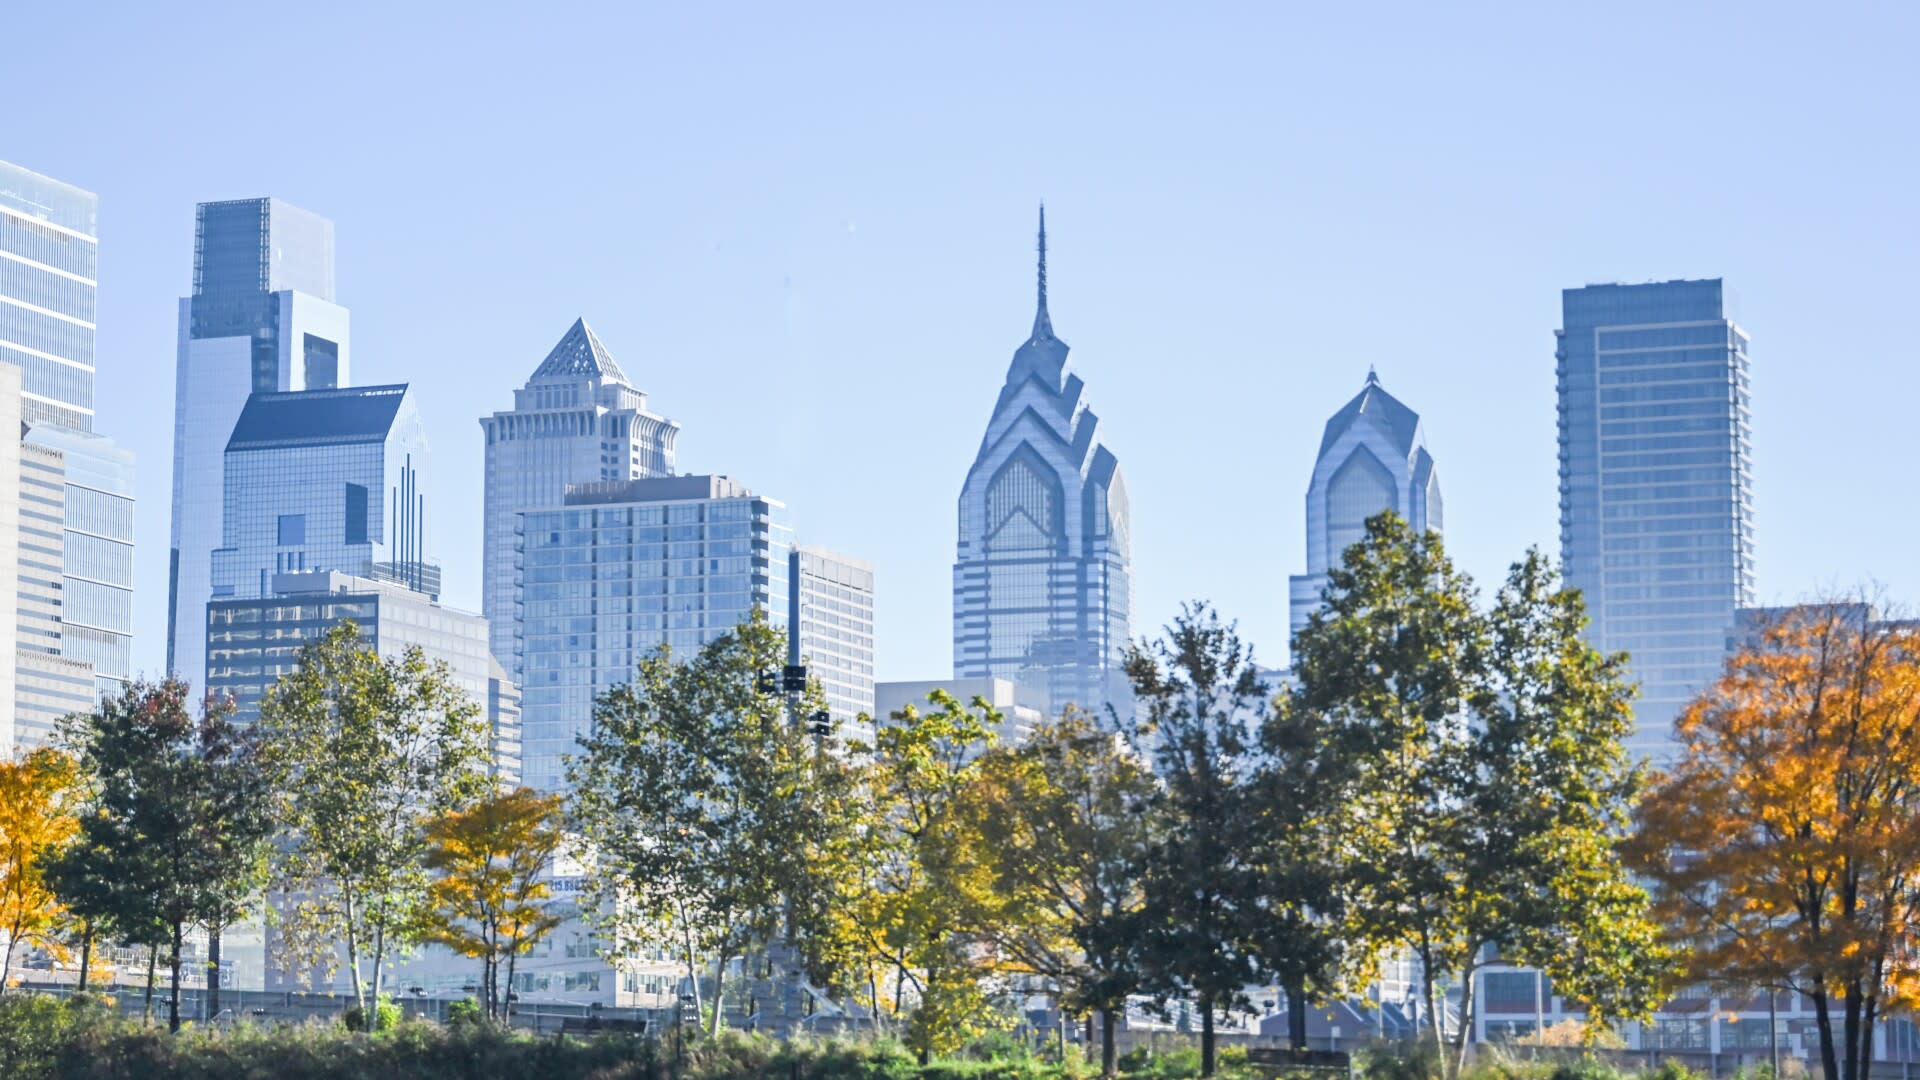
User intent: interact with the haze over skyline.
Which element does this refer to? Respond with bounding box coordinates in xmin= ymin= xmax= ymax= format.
xmin=10 ymin=2 xmax=1919 ymax=686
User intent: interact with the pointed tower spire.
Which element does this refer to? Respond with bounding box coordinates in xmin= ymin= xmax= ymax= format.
xmin=1032 ymin=203 xmax=1054 ymax=342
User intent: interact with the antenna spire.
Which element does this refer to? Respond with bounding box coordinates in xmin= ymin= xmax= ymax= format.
xmin=1032 ymin=203 xmax=1054 ymax=341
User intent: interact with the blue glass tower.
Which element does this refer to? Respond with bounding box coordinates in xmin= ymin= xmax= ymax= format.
xmin=953 ymin=209 xmax=1131 ymax=719
xmin=1558 ymin=280 xmax=1754 ymax=758
xmin=1287 ymin=371 xmax=1441 ymax=648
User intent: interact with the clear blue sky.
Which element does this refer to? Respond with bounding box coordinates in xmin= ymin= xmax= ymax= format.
xmin=11 ymin=2 xmax=1919 ymax=683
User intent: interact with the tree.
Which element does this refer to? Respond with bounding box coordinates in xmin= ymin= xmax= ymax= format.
xmin=1291 ymin=514 xmax=1667 ymax=1079
xmin=258 ymin=622 xmax=491 ymax=1021
xmin=1632 ymin=602 xmax=1920 ymax=1080
xmin=1124 ymin=603 xmax=1265 ymax=1077
xmin=568 ymin=611 xmax=859 ymax=1038
xmin=418 ymin=787 xmax=565 ymax=1020
xmin=47 ymin=679 xmax=275 ymax=1031
xmin=955 ymin=709 xmax=1158 ymax=1076
xmin=850 ymin=688 xmax=1002 ymax=1062
xmin=0 ymin=748 xmax=78 ymax=994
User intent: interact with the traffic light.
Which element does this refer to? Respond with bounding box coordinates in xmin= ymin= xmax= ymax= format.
xmin=781 ymin=664 xmax=808 ymax=693
xmin=756 ymin=671 xmax=778 ymax=694
xmin=807 ymin=710 xmax=833 ymax=736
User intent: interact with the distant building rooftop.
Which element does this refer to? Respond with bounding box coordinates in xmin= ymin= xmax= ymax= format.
xmin=563 ymin=474 xmax=758 ymax=505
xmin=227 ymin=385 xmax=410 ymax=451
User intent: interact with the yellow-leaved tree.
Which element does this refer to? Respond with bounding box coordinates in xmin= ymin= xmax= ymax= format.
xmin=0 ymin=747 xmax=79 ymax=992
xmin=1633 ymin=602 xmax=1920 ymax=1080
xmin=419 ymin=787 xmax=565 ymax=1020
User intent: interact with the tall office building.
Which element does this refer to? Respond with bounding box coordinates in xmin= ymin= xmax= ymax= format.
xmin=1557 ymin=280 xmax=1754 ymax=758
xmin=953 ymin=209 xmax=1131 ymax=720
xmin=2 ymin=162 xmax=136 ymax=745
xmin=169 ymin=198 xmax=348 ymax=689
xmin=1286 ymin=371 xmax=1442 ymax=645
xmin=789 ymin=545 xmax=875 ymax=740
xmin=210 ymin=384 xmax=435 ymax=608
xmin=479 ymin=319 xmax=679 ymax=669
xmin=516 ymin=475 xmax=789 ymax=791
xmin=0 ymin=161 xmax=97 ymax=431
xmin=205 ymin=570 xmax=519 ymax=785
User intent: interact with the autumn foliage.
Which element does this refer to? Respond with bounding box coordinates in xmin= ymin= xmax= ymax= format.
xmin=1634 ymin=603 xmax=1920 ymax=1080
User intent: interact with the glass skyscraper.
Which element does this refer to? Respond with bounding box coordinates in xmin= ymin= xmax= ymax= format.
xmin=0 ymin=161 xmax=97 ymax=431
xmin=169 ymin=197 xmax=348 ymax=690
xmin=0 ymin=161 xmax=135 ymax=749
xmin=1558 ymin=280 xmax=1754 ymax=758
xmin=210 ymin=384 xmax=435 ymax=607
xmin=953 ymin=209 xmax=1131 ymax=720
xmin=516 ymin=475 xmax=789 ymax=791
xmin=479 ymin=318 xmax=679 ymax=670
xmin=1287 ymin=371 xmax=1441 ymax=646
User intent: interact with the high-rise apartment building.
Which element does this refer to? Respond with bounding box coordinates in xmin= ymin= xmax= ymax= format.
xmin=169 ymin=198 xmax=348 ymax=689
xmin=479 ymin=319 xmax=679 ymax=669
xmin=515 ymin=475 xmax=789 ymax=791
xmin=953 ymin=210 xmax=1131 ymax=720
xmin=789 ymin=545 xmax=875 ymax=740
xmin=204 ymin=570 xmax=519 ymax=786
xmin=210 ymin=384 xmax=435 ymax=607
xmin=1286 ymin=371 xmax=1441 ymax=646
xmin=24 ymin=426 xmax=135 ymax=698
xmin=1557 ymin=280 xmax=1754 ymax=758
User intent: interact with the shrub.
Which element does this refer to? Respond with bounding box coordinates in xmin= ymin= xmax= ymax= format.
xmin=342 ymin=994 xmax=403 ymax=1033
xmin=445 ymin=997 xmax=483 ymax=1030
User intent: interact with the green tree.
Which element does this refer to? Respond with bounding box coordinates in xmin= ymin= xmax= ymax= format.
xmin=1290 ymin=513 xmax=1667 ymax=1079
xmin=956 ymin=709 xmax=1158 ymax=1076
xmin=257 ymin=622 xmax=490 ymax=1022
xmin=1124 ymin=603 xmax=1264 ymax=1077
xmin=568 ymin=611 xmax=859 ymax=1037
xmin=46 ymin=680 xmax=274 ymax=1031
xmin=418 ymin=787 xmax=565 ymax=1020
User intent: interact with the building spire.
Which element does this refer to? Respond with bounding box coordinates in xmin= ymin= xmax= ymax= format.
xmin=1032 ymin=203 xmax=1054 ymax=342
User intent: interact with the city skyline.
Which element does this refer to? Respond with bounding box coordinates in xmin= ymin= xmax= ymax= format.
xmin=8 ymin=5 xmax=1920 ymax=694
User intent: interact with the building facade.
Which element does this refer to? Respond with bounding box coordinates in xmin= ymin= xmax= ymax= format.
xmin=789 ymin=545 xmax=875 ymax=741
xmin=169 ymin=197 xmax=348 ymax=690
xmin=479 ymin=319 xmax=679 ymax=669
xmin=1286 ymin=371 xmax=1442 ymax=646
xmin=24 ymin=426 xmax=135 ymax=699
xmin=953 ymin=210 xmax=1131 ymax=721
xmin=1557 ymin=280 xmax=1754 ymax=758
xmin=204 ymin=571 xmax=519 ymax=784
xmin=515 ymin=475 xmax=790 ymax=791
xmin=209 ymin=384 xmax=435 ymax=608
xmin=874 ymin=676 xmax=1046 ymax=749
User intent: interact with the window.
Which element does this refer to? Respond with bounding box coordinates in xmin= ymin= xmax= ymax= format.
xmin=277 ymin=514 xmax=306 ymax=546
xmin=304 ymin=334 xmax=340 ymax=389
xmin=345 ymin=484 xmax=368 ymax=545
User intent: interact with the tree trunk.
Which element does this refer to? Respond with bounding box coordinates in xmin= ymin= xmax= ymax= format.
xmin=505 ymin=934 xmax=523 ymax=1025
xmin=207 ymin=924 xmax=223 ymax=1022
xmin=77 ymin=921 xmax=92 ymax=992
xmin=1287 ymin=978 xmax=1308 ymax=1050
xmin=709 ymin=952 xmax=730 ymax=1038
xmin=678 ymin=904 xmax=703 ymax=1021
xmin=143 ymin=944 xmax=157 ymax=1023
xmin=1450 ymin=967 xmax=1478 ymax=1080
xmin=343 ymin=892 xmax=366 ymax=1016
xmin=1423 ymin=959 xmax=1446 ymax=1079
xmin=369 ymin=921 xmax=386 ymax=1029
xmin=1813 ymin=988 xmax=1841 ymax=1080
xmin=1102 ymin=1008 xmax=1118 ymax=1077
xmin=0 ymin=918 xmax=17 ymax=996
xmin=1201 ymin=995 xmax=1216 ymax=1077
xmin=167 ymin=920 xmax=184 ymax=1034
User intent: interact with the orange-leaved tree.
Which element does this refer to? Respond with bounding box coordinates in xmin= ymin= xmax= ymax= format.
xmin=0 ymin=747 xmax=80 ymax=993
xmin=1632 ymin=602 xmax=1920 ymax=1080
xmin=419 ymin=787 xmax=565 ymax=1019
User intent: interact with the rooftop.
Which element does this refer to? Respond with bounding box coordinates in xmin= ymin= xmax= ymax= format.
xmin=563 ymin=474 xmax=759 ymax=505
xmin=227 ymin=385 xmax=410 ymax=451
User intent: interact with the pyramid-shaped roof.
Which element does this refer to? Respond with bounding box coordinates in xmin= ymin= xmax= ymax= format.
xmin=1317 ymin=371 xmax=1423 ymax=459
xmin=530 ymin=318 xmax=629 ymax=384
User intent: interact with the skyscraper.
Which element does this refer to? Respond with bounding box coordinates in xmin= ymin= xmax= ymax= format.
xmin=169 ymin=198 xmax=348 ymax=688
xmin=0 ymin=161 xmax=98 ymax=431
xmin=1286 ymin=371 xmax=1442 ymax=645
xmin=2 ymin=161 xmax=136 ymax=746
xmin=789 ymin=545 xmax=875 ymax=741
xmin=516 ymin=474 xmax=789 ymax=791
xmin=1557 ymin=280 xmax=1754 ymax=758
xmin=209 ymin=384 xmax=435 ymax=607
xmin=953 ymin=209 xmax=1131 ymax=720
xmin=479 ymin=319 xmax=679 ymax=668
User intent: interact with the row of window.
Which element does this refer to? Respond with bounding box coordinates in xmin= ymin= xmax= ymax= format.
xmin=0 ymin=302 xmax=93 ymax=361
xmin=0 ymin=215 xmax=96 ymax=278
